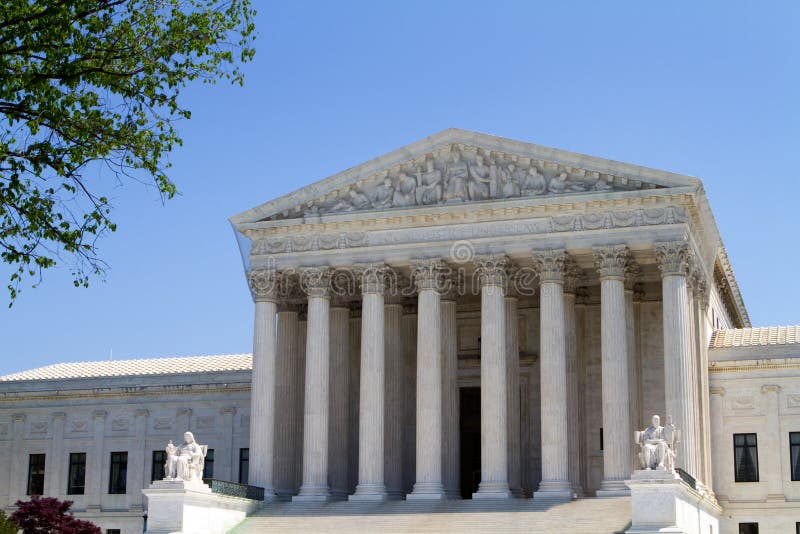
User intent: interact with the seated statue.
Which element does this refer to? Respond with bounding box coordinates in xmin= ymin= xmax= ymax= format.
xmin=165 ymin=431 xmax=207 ymax=482
xmin=635 ymin=415 xmax=678 ymax=472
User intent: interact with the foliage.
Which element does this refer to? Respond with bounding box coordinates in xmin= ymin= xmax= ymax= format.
xmin=11 ymin=495 xmax=101 ymax=533
xmin=0 ymin=0 xmax=256 ymax=304
xmin=0 ymin=510 xmax=17 ymax=534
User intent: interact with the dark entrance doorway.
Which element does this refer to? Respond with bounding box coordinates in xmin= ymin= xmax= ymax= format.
xmin=459 ymin=387 xmax=481 ymax=499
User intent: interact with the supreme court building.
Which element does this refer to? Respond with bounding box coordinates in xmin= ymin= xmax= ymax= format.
xmin=1 ymin=129 xmax=799 ymax=533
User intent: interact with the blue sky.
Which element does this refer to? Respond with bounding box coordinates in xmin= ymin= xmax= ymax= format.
xmin=2 ymin=1 xmax=798 ymax=375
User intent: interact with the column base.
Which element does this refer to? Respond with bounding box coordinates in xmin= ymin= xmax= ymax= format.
xmin=293 ymin=484 xmax=332 ymax=502
xmin=473 ymin=481 xmax=512 ymax=499
xmin=349 ymin=483 xmax=388 ymax=501
xmin=407 ymin=482 xmax=446 ymax=500
xmin=444 ymin=489 xmax=462 ymax=500
xmin=597 ymin=479 xmax=631 ymax=497
xmin=533 ymin=480 xmax=573 ymax=501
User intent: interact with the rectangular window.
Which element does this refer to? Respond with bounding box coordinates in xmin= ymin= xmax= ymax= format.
xmin=26 ymin=454 xmax=45 ymax=495
xmin=108 ymin=451 xmax=128 ymax=494
xmin=734 ymin=433 xmax=759 ymax=482
xmin=791 ymin=432 xmax=800 ymax=481
xmin=67 ymin=453 xmax=86 ymax=495
xmin=203 ymin=449 xmax=214 ymax=480
xmin=738 ymin=523 xmax=758 ymax=534
xmin=151 ymin=450 xmax=166 ymax=483
xmin=239 ymin=448 xmax=249 ymax=484
xmin=600 ymin=427 xmax=604 ymax=451
xmin=106 ymin=530 xmax=121 ymax=534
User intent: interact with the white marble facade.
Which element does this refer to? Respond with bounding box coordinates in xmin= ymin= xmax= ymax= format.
xmin=231 ymin=129 xmax=746 ymax=505
xmin=4 ymin=129 xmax=799 ymax=533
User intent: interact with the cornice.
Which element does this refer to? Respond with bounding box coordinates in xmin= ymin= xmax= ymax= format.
xmin=709 ymin=359 xmax=800 ymax=374
xmin=0 ymin=382 xmax=251 ymax=404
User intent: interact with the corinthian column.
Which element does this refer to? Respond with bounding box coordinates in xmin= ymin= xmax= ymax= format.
xmin=593 ymin=245 xmax=632 ymax=496
xmin=474 ymin=255 xmax=511 ymax=499
xmin=441 ymin=282 xmax=460 ymax=499
xmin=408 ymin=259 xmax=447 ymax=500
xmin=655 ymin=241 xmax=699 ymax=478
xmin=505 ymin=283 xmax=522 ymax=498
xmin=329 ymin=298 xmax=350 ymax=500
xmin=385 ymin=288 xmax=405 ymax=500
xmin=276 ymin=299 xmax=301 ymax=498
xmin=246 ymin=269 xmax=279 ymax=500
xmin=532 ymin=249 xmax=572 ymax=499
xmin=295 ymin=267 xmax=333 ymax=501
xmin=351 ymin=264 xmax=389 ymax=501
xmin=563 ymin=261 xmax=584 ymax=497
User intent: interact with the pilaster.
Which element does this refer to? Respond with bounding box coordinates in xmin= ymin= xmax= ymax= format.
xmin=47 ymin=412 xmax=66 ymax=498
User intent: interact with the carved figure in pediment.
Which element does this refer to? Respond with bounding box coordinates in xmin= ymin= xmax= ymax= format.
xmin=467 ymin=155 xmax=491 ymax=200
xmin=499 ymin=163 xmax=522 ymax=198
xmin=415 ymin=159 xmax=443 ymax=205
xmin=372 ymin=178 xmax=395 ymax=208
xmin=331 ymin=189 xmax=372 ymax=212
xmin=521 ymin=166 xmax=547 ymax=196
xmin=392 ymin=171 xmax=417 ymax=207
xmin=594 ymin=176 xmax=613 ymax=192
xmin=548 ymin=171 xmax=586 ymax=194
xmin=443 ymin=151 xmax=468 ymax=202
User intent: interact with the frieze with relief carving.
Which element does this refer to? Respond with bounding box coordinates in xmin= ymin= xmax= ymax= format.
xmin=250 ymin=205 xmax=687 ymax=255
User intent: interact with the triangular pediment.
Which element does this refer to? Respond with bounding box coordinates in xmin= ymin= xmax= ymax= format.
xmin=231 ymin=129 xmax=700 ymax=225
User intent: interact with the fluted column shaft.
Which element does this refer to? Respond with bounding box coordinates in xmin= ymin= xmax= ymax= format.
xmin=296 ymin=268 xmax=332 ymax=501
xmin=352 ymin=265 xmax=388 ymax=500
xmin=505 ymin=294 xmax=522 ymax=497
xmin=408 ymin=260 xmax=446 ymax=499
xmin=532 ymin=250 xmax=572 ymax=499
xmin=625 ymin=278 xmax=640 ymax=474
xmin=329 ymin=304 xmax=351 ymax=500
xmin=247 ymin=270 xmax=279 ymax=499
xmin=656 ymin=242 xmax=699 ymax=478
xmin=594 ymin=246 xmax=631 ymax=495
xmin=402 ymin=307 xmax=418 ymax=494
xmin=275 ymin=308 xmax=301 ymax=497
xmin=385 ymin=299 xmax=405 ymax=499
xmin=441 ymin=295 xmax=460 ymax=499
xmin=474 ymin=256 xmax=511 ymax=499
xmin=563 ymin=276 xmax=584 ymax=497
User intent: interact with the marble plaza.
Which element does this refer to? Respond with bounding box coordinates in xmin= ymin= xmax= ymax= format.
xmin=1 ymin=129 xmax=799 ymax=533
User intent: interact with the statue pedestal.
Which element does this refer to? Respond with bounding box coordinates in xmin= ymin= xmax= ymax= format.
xmin=625 ymin=470 xmax=720 ymax=534
xmin=143 ymin=479 xmax=261 ymax=534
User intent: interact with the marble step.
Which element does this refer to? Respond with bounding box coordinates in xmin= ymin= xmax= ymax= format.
xmin=232 ymin=496 xmax=631 ymax=533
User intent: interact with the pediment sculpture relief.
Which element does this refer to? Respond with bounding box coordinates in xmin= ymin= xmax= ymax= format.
xmin=299 ymin=145 xmax=646 ymax=219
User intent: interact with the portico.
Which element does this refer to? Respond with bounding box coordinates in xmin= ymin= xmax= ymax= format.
xmin=231 ymin=129 xmax=748 ymax=503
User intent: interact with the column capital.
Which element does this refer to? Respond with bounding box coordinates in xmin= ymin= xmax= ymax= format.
xmin=177 ymin=408 xmax=192 ymax=417
xmin=710 ymin=387 xmax=726 ymax=397
xmin=51 ymin=412 xmax=67 ymax=421
xmin=92 ymin=410 xmax=107 ymax=420
xmin=625 ymin=263 xmax=641 ymax=292
xmin=248 ymin=269 xmax=280 ymax=302
xmin=300 ymin=266 xmax=332 ymax=298
xmin=532 ymin=249 xmax=568 ymax=283
xmin=593 ymin=244 xmax=630 ymax=280
xmin=11 ymin=413 xmax=26 ymax=423
xmin=355 ymin=263 xmax=390 ymax=294
xmin=220 ymin=406 xmax=237 ymax=416
xmin=134 ymin=409 xmax=149 ymax=418
xmin=411 ymin=258 xmax=451 ymax=293
xmin=655 ymin=241 xmax=693 ymax=277
xmin=563 ymin=258 xmax=582 ymax=295
xmin=474 ymin=254 xmax=509 ymax=287
xmin=761 ymin=384 xmax=782 ymax=395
